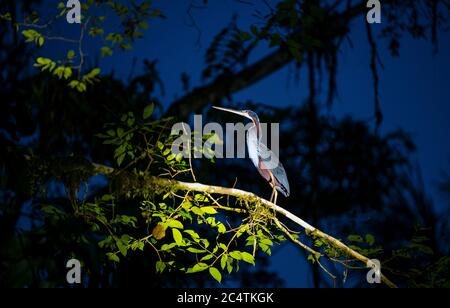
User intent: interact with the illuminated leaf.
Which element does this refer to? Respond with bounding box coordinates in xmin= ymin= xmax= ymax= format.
xmin=240 ymin=252 xmax=255 ymax=265
xmin=172 ymin=228 xmax=183 ymax=246
xmin=209 ymin=267 xmax=222 ymax=283
xmin=201 ymin=207 xmax=217 ymax=215
xmin=167 ymin=219 xmax=184 ymax=229
xmin=187 ymin=262 xmax=208 ymax=273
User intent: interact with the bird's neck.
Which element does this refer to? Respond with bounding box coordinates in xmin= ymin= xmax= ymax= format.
xmin=251 ymin=120 xmax=261 ymax=142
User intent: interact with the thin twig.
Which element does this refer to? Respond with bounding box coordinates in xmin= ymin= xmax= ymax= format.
xmin=182 ymin=123 xmax=196 ymax=182
xmin=145 ymin=238 xmax=162 ymax=261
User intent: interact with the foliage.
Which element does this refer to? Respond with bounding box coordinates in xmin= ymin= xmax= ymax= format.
xmin=1 ymin=0 xmax=450 ymax=288
xmin=84 ymin=106 xmax=289 ymax=284
xmin=2 ymin=0 xmax=164 ymax=92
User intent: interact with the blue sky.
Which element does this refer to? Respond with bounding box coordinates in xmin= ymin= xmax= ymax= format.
xmin=99 ymin=1 xmax=450 ymax=208
xmin=104 ymin=1 xmax=450 ymax=287
xmin=40 ymin=0 xmax=450 ymax=287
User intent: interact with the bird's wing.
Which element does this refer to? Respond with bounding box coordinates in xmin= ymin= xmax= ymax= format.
xmin=257 ymin=142 xmax=290 ymax=197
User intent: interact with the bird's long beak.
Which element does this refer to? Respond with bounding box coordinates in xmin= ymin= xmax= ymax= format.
xmin=212 ymin=106 xmax=251 ymax=120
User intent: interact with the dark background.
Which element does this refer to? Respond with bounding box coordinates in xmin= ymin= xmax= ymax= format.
xmin=1 ymin=0 xmax=450 ymax=288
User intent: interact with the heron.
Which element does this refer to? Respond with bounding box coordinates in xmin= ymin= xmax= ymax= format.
xmin=213 ymin=106 xmax=290 ymax=205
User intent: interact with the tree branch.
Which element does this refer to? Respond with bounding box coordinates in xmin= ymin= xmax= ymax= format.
xmin=166 ymin=47 xmax=292 ymax=118
xmin=91 ymin=162 xmax=398 ymax=287
xmin=165 ymin=1 xmax=369 ymax=118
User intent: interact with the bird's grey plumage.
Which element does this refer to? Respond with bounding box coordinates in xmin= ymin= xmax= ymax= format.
xmin=247 ymin=125 xmax=290 ymax=197
xmin=212 ymin=106 xmax=290 ymax=201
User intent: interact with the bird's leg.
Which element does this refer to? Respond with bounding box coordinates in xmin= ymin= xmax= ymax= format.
xmin=269 ymin=188 xmax=275 ymax=203
xmin=268 ymin=187 xmax=277 ymax=217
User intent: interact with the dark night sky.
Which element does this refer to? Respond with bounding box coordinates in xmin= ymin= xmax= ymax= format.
xmin=41 ymin=0 xmax=450 ymax=287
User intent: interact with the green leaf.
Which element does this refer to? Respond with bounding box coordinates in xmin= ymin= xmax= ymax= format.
xmin=194 ymin=194 xmax=208 ymax=202
xmin=155 ymin=261 xmax=166 ymax=273
xmin=181 ymin=200 xmax=193 ymax=210
xmin=260 ymin=238 xmax=273 ymax=246
xmin=68 ymin=80 xmax=78 ymax=88
xmin=187 ymin=262 xmax=208 ymax=273
xmin=160 ymin=243 xmax=177 ymax=251
xmin=22 ymin=29 xmax=44 ymax=47
xmin=63 ymin=67 xmax=72 ymax=79
xmin=88 ymin=68 xmax=101 ymax=78
xmin=120 ymin=43 xmax=133 ymax=50
xmin=101 ymin=46 xmax=113 ymax=57
xmin=365 ymin=234 xmax=375 ymax=246
xmin=259 ymin=243 xmax=271 ymax=255
xmin=220 ymin=254 xmax=228 ymax=270
xmin=138 ymin=21 xmax=149 ymax=29
xmin=106 ymin=252 xmax=120 ymax=263
xmin=89 ymin=27 xmax=104 ymax=37
xmin=187 ymin=247 xmax=206 ymax=253
xmin=157 ymin=141 xmax=164 ymax=150
xmin=116 ymin=241 xmax=127 ymax=257
xmin=151 ymin=9 xmax=163 ymax=17
xmin=126 ymin=116 xmax=135 ymax=127
xmin=314 ymin=239 xmax=324 ymax=248
xmin=226 ymin=260 xmax=233 ymax=274
xmin=130 ymin=240 xmax=143 ymax=251
xmin=167 ymin=219 xmax=184 ymax=229
xmin=53 ymin=66 xmax=65 ymax=78
xmin=117 ymin=153 xmax=126 ymax=166
xmin=106 ymin=32 xmax=123 ymax=44
xmin=77 ymin=82 xmax=87 ymax=92
xmin=101 ymin=194 xmax=113 ymax=201
xmin=52 ymin=66 xmax=72 ymax=79
xmin=209 ymin=267 xmax=222 ymax=283
xmin=184 ymin=229 xmax=200 ymax=241
xmin=201 ymin=254 xmax=214 ymax=261
xmin=172 ymin=228 xmax=183 ymax=246
xmin=240 ymin=252 xmax=255 ymax=265
xmin=67 ymin=50 xmax=76 ymax=60
xmin=143 ymin=103 xmax=154 ymax=119
xmin=201 ymin=238 xmax=210 ymax=249
xmin=201 ymin=207 xmax=217 ymax=215
xmin=307 ymin=254 xmax=316 ymax=264
xmin=117 ymin=127 xmax=124 ymax=138
xmin=217 ymin=223 xmax=226 ymax=233
xmin=191 ymin=206 xmax=203 ymax=216
xmin=68 ymin=80 xmax=87 ymax=92
xmin=34 ymin=57 xmax=56 ymax=72
xmin=229 ymin=251 xmax=242 ymax=260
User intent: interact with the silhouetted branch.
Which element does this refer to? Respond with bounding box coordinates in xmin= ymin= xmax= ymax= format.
xmin=165 ymin=1 xmax=369 ymax=118
xmin=366 ymin=21 xmax=383 ymax=129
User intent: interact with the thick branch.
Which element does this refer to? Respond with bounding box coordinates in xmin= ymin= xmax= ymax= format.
xmin=163 ymin=178 xmax=397 ymax=288
xmin=166 ymin=47 xmax=292 ymax=118
xmin=90 ymin=163 xmax=397 ymax=287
